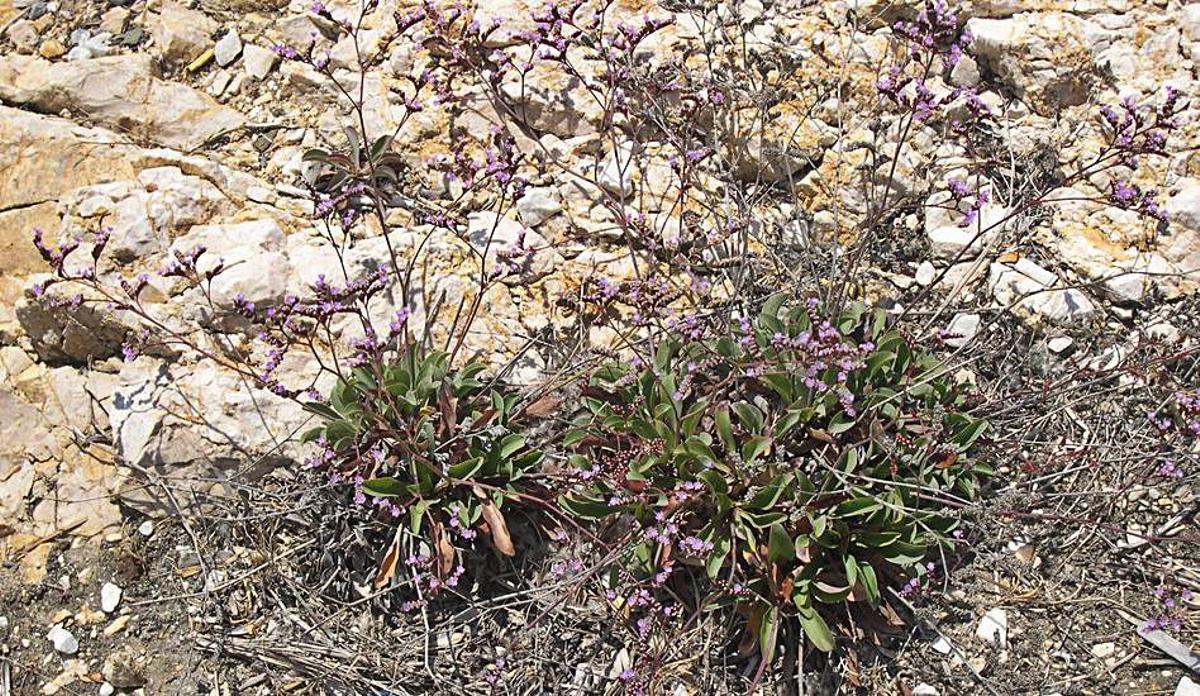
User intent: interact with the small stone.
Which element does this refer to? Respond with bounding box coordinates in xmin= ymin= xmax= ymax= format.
xmin=967 ymin=655 xmax=988 ymax=675
xmin=103 ymin=615 xmax=130 ymax=636
xmin=214 ymin=29 xmax=242 ymax=67
xmin=516 ymin=186 xmax=563 ymax=226
xmin=950 ymin=55 xmax=980 ymax=88
xmin=913 ymin=685 xmax=940 ymax=696
xmin=99 ymin=684 xmax=115 ymax=696
xmin=246 ymin=185 xmax=277 ymax=204
xmin=100 ymin=582 xmax=122 ymax=613
xmin=1177 ymin=676 xmax=1200 ymax=696
xmin=208 ymin=69 xmax=233 ymax=97
xmin=1047 ymin=336 xmax=1074 ymax=354
xmin=1146 ymin=321 xmax=1180 ymax=343
xmin=241 ymin=44 xmax=277 ymax=79
xmin=103 ymin=649 xmax=146 ymax=689
xmin=6 ymin=20 xmax=40 ymax=53
xmin=976 ymin=608 xmax=1008 ymax=648
xmin=945 ymin=313 xmax=981 ymax=348
xmin=915 ymin=261 xmax=937 ymax=286
xmin=99 ymin=7 xmax=129 ymax=35
xmin=137 ymin=520 xmax=154 ymax=537
xmin=39 ymin=38 xmax=66 ymax=59
xmin=931 ymin=635 xmax=953 ymax=655
xmin=1091 ymin=642 xmax=1116 ymax=659
xmin=48 ymin=625 xmax=78 ymax=655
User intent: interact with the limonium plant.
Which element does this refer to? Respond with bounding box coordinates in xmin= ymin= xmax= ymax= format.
xmin=560 ymin=295 xmax=990 ymax=661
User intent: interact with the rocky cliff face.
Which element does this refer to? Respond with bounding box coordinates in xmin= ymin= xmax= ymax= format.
xmin=0 ymin=0 xmax=1197 ymax=658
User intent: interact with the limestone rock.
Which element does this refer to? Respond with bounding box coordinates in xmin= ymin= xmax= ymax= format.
xmin=467 ymin=211 xmax=563 ymax=281
xmin=516 ymin=187 xmax=563 ymax=227
xmin=16 ymin=279 xmax=139 ymax=363
xmin=169 ymin=219 xmax=290 ymax=312
xmin=925 ymin=188 xmax=1010 ymax=261
xmin=110 ymin=359 xmax=307 ymax=514
xmin=0 ymin=54 xmax=245 ymax=151
xmin=966 ymin=14 xmax=1093 ymax=116
xmin=498 ymin=47 xmax=605 ymax=138
xmin=0 ymin=107 xmax=140 ymax=277
xmin=242 ymin=44 xmax=278 ymax=79
xmin=728 ymin=104 xmax=835 ymax=183
xmin=149 ymin=3 xmax=217 ymax=67
xmin=989 ymin=258 xmax=1096 ymax=325
xmin=214 ymin=28 xmax=242 ymax=67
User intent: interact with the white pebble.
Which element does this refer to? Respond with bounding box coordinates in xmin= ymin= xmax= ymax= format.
xmin=975 ymin=607 xmax=1008 ymax=648
xmin=48 ymin=625 xmax=78 ymax=655
xmin=100 ymin=582 xmax=122 ymax=614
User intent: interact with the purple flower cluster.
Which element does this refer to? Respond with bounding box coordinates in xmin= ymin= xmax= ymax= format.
xmin=945 ymin=178 xmax=991 ymax=228
xmin=1176 ymin=389 xmax=1200 ymax=437
xmin=747 ymin=317 xmax=874 ymax=416
xmin=877 ymin=0 xmax=978 ymax=123
xmin=401 ymin=551 xmax=466 ymax=605
xmin=894 ymin=0 xmax=971 ymax=64
xmin=1108 ymin=179 xmax=1168 ymax=222
xmin=1141 ymin=585 xmax=1194 ymax=634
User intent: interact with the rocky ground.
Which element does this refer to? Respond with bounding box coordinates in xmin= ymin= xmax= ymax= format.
xmin=1 ymin=0 xmax=1199 ymax=693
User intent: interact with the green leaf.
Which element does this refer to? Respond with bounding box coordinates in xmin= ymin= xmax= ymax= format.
xmin=759 ymin=606 xmax=781 ymax=665
xmin=746 ymin=474 xmax=791 ymax=509
xmin=827 ymin=412 xmax=856 ymax=434
xmin=731 ymin=401 xmax=765 ymax=432
xmin=760 ymin=373 xmax=794 ymax=401
xmin=768 ymin=523 xmax=795 ymax=563
xmin=855 ymin=530 xmax=900 ymax=548
xmin=870 ymin=306 xmax=887 ymax=340
xmin=558 ymin=495 xmax=614 ymax=520
xmin=760 ymin=292 xmax=788 ymax=323
xmin=409 ymin=498 xmax=431 ymax=534
xmin=859 ymin=563 xmax=880 ymax=605
xmin=701 ymin=531 xmax=729 ymax=576
xmin=795 ymin=605 xmax=836 ymax=653
xmin=448 ymin=456 xmax=483 ymax=479
xmin=302 ymin=401 xmax=341 ymax=422
xmin=299 ymin=426 xmax=325 ymax=444
xmin=741 ymin=436 xmax=772 ymax=464
xmin=497 ymin=433 xmax=526 ymax=460
xmin=362 ymin=476 xmax=409 ymax=498
xmin=881 ymin=540 xmax=927 ymax=566
xmin=835 ymin=496 xmax=881 ymax=517
xmin=370 ymin=134 xmax=393 ymax=160
xmin=739 ymin=510 xmax=787 ymax=529
xmin=715 ymin=409 xmax=735 ymax=452
xmin=696 ymin=468 xmax=729 ymax=496
xmin=951 ymin=416 xmax=989 ymax=450
xmin=563 ymin=429 xmax=588 ymax=447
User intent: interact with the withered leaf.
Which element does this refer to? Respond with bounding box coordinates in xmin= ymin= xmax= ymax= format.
xmin=935 ymin=451 xmax=958 ymax=469
xmin=372 ymin=526 xmax=403 ymax=589
xmin=432 ymin=520 xmax=456 ymax=578
xmin=437 ymin=383 xmax=457 ymax=435
xmin=522 ymin=395 xmax=562 ymax=418
xmin=474 ymin=486 xmax=515 ymax=556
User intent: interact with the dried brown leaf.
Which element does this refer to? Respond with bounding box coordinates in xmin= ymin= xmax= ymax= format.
xmin=372 ymin=526 xmax=402 ymax=589
xmin=475 ymin=486 xmax=515 ymax=556
xmin=523 ymin=395 xmax=561 ymax=418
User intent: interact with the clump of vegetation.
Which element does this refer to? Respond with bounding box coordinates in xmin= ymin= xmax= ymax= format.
xmin=301 ymin=345 xmax=544 ymax=596
xmin=561 ymin=296 xmax=990 ymax=657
